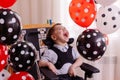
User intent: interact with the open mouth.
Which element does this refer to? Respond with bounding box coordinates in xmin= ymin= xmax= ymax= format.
xmin=64 ymin=32 xmax=69 ymax=38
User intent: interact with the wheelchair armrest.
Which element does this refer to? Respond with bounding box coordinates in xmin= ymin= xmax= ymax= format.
xmin=40 ymin=67 xmax=59 ymax=80
xmin=80 ymin=62 xmax=100 ymax=78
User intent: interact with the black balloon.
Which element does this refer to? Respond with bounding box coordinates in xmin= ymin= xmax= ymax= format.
xmin=8 ymin=41 xmax=36 ymax=72
xmin=77 ymin=29 xmax=107 ymax=61
xmin=0 ymin=8 xmax=21 ymax=45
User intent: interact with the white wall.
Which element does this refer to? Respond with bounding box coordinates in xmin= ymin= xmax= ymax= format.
xmin=11 ymin=0 xmax=62 ymax=24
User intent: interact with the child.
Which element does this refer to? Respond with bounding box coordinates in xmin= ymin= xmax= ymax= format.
xmin=39 ymin=23 xmax=83 ymax=80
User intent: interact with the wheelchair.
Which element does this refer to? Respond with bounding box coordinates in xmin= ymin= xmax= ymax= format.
xmin=22 ymin=24 xmax=100 ymax=80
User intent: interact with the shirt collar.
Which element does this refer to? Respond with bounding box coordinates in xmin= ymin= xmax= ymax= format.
xmin=53 ymin=44 xmax=69 ymax=52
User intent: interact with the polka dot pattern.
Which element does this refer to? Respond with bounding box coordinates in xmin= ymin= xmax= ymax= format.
xmin=8 ymin=28 xmax=13 ymax=33
xmin=0 ymin=18 xmax=4 ymax=24
xmin=9 ymin=41 xmax=36 ymax=71
xmin=0 ymin=69 xmax=10 ymax=80
xmin=3 ymin=11 xmax=7 ymax=15
xmin=0 ymin=9 xmax=21 ymax=45
xmin=69 ymin=0 xmax=96 ymax=27
xmin=96 ymin=5 xmax=120 ymax=34
xmin=8 ymin=71 xmax=34 ymax=80
xmin=0 ymin=44 xmax=8 ymax=71
xmin=77 ymin=29 xmax=107 ymax=61
xmin=1 ymin=60 xmax=5 ymax=65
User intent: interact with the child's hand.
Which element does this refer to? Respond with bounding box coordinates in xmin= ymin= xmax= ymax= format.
xmin=48 ymin=62 xmax=57 ymax=74
xmin=68 ymin=65 xmax=76 ymax=77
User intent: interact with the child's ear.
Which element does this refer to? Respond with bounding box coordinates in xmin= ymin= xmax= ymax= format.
xmin=51 ymin=35 xmax=56 ymax=40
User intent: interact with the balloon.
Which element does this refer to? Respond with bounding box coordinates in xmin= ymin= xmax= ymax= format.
xmin=87 ymin=0 xmax=95 ymax=4
xmin=14 ymin=11 xmax=23 ymax=29
xmin=8 ymin=41 xmax=36 ymax=72
xmin=0 ymin=69 xmax=11 ymax=80
xmin=69 ymin=0 xmax=96 ymax=28
xmin=0 ymin=0 xmax=16 ymax=8
xmin=95 ymin=0 xmax=117 ymax=7
xmin=0 ymin=44 xmax=8 ymax=71
xmin=77 ymin=29 xmax=107 ymax=61
xmin=8 ymin=71 xmax=35 ymax=80
xmin=103 ymin=34 xmax=109 ymax=45
xmin=0 ymin=9 xmax=21 ymax=45
xmin=96 ymin=5 xmax=120 ymax=34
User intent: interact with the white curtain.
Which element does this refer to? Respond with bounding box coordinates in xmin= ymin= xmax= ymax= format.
xmin=11 ymin=0 xmax=120 ymax=80
xmin=11 ymin=0 xmax=62 ymax=24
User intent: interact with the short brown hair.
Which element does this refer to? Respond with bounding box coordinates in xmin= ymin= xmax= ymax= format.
xmin=47 ymin=23 xmax=61 ymax=38
xmin=43 ymin=23 xmax=61 ymax=48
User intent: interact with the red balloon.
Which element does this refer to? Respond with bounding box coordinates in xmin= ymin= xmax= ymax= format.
xmin=0 ymin=0 xmax=16 ymax=8
xmin=69 ymin=0 xmax=96 ymax=28
xmin=0 ymin=44 xmax=8 ymax=71
xmin=89 ymin=0 xmax=96 ymax=4
xmin=8 ymin=71 xmax=35 ymax=80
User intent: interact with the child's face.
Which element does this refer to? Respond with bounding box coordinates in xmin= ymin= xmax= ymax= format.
xmin=51 ymin=25 xmax=69 ymax=44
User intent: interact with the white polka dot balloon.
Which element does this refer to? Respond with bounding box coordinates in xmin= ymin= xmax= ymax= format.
xmin=8 ymin=71 xmax=34 ymax=80
xmin=95 ymin=0 xmax=117 ymax=7
xmin=8 ymin=41 xmax=36 ymax=71
xmin=77 ymin=29 xmax=107 ymax=61
xmin=0 ymin=8 xmax=21 ymax=45
xmin=0 ymin=69 xmax=11 ymax=80
xmin=96 ymin=5 xmax=120 ymax=34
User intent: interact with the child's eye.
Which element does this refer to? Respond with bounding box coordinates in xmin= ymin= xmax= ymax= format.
xmin=63 ymin=27 xmax=67 ymax=30
xmin=57 ymin=28 xmax=62 ymax=31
